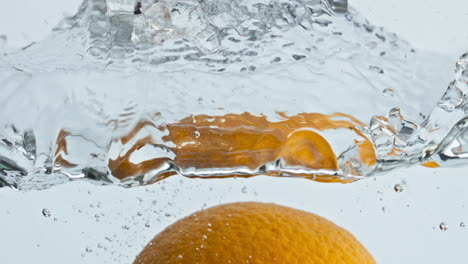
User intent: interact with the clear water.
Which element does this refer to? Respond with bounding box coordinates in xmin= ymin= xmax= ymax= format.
xmin=0 ymin=0 xmax=466 ymax=190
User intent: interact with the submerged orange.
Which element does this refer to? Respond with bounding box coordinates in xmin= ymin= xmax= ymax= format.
xmin=134 ymin=202 xmax=375 ymax=264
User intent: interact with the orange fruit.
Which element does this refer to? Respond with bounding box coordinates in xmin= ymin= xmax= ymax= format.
xmin=134 ymin=202 xmax=375 ymax=264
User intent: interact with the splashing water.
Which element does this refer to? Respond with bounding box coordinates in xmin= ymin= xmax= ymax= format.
xmin=0 ymin=0 xmax=465 ymax=190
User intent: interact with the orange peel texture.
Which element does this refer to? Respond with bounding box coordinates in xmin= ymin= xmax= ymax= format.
xmin=134 ymin=202 xmax=376 ymax=264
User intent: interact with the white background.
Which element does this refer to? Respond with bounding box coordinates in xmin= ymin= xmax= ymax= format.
xmin=0 ymin=0 xmax=467 ymax=263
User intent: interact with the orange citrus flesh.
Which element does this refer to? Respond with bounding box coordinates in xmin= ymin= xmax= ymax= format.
xmin=109 ymin=112 xmax=376 ymax=183
xmin=134 ymin=202 xmax=376 ymax=264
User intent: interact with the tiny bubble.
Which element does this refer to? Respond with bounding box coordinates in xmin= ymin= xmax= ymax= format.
xmin=439 ymin=222 xmax=448 ymax=231
xmin=241 ymin=186 xmax=247 ymax=194
xmin=42 ymin=208 xmax=51 ymax=217
xmin=383 ymin=88 xmax=394 ymax=97
xmin=460 ymin=222 xmax=466 ymax=228
xmin=394 ymin=184 xmax=404 ymax=193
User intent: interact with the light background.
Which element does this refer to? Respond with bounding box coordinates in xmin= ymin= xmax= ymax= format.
xmin=0 ymin=0 xmax=467 ymax=263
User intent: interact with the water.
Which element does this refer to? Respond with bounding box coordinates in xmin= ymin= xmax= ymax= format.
xmin=0 ymin=0 xmax=465 ymax=190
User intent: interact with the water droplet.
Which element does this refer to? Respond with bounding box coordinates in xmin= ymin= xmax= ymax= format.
xmin=42 ymin=208 xmax=51 ymax=217
xmin=383 ymin=88 xmax=394 ymax=97
xmin=194 ymin=131 xmax=201 ymax=138
xmin=439 ymin=222 xmax=448 ymax=231
xmin=460 ymin=222 xmax=466 ymax=228
xmin=394 ymin=184 xmax=404 ymax=193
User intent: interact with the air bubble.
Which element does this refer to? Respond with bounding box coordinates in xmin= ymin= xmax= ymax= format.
xmin=460 ymin=222 xmax=466 ymax=228
xmin=394 ymin=184 xmax=404 ymax=193
xmin=241 ymin=186 xmax=247 ymax=194
xmin=42 ymin=208 xmax=51 ymax=217
xmin=439 ymin=222 xmax=448 ymax=231
xmin=383 ymin=88 xmax=394 ymax=97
